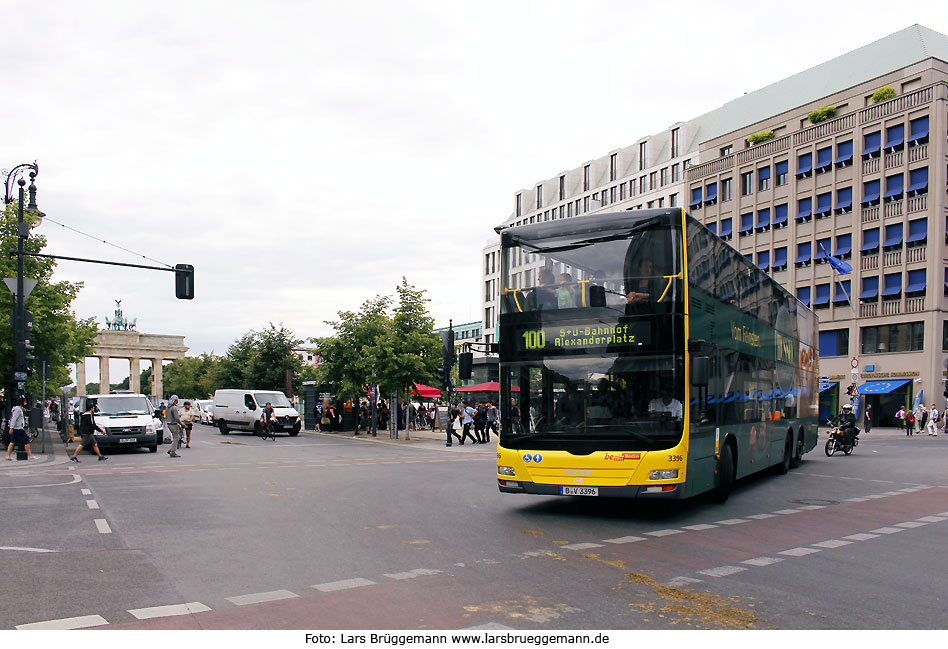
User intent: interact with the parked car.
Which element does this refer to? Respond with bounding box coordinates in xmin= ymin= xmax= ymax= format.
xmin=196 ymin=399 xmax=214 ymax=424
xmin=212 ymin=389 xmax=301 ymax=436
xmin=75 ymin=393 xmax=162 ymax=453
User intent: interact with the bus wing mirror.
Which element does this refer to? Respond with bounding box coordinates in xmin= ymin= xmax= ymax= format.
xmin=691 ymin=356 xmax=709 ymax=387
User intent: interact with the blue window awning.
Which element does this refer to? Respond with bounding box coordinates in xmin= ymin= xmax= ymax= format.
xmin=858 ymin=379 xmax=910 ymax=394
xmin=773 ymin=247 xmax=788 ymax=270
xmin=860 ymin=227 xmax=880 ymax=253
xmin=816 ymin=146 xmax=833 ymax=173
xmin=797 ymin=286 xmax=811 ymax=306
xmin=819 ymin=381 xmax=839 ymax=393
xmin=835 ymin=140 xmax=853 ymax=167
xmin=861 ymin=179 xmax=880 ymax=205
xmin=835 ymin=186 xmax=853 ymax=213
xmin=819 ymin=330 xmax=839 ymax=356
xmin=883 ymin=223 xmax=903 ymax=248
xmin=863 ymin=131 xmax=881 ymax=158
xmin=757 ymin=250 xmax=770 ymax=270
xmin=689 ymin=187 xmax=702 ymax=208
xmin=907 ymin=167 xmax=928 ymax=195
xmin=706 ymin=221 xmax=717 ymax=236
xmin=795 ymin=242 xmax=812 ymax=265
xmin=756 ymin=208 xmax=770 ymax=230
xmin=758 ymin=165 xmax=771 ymax=180
xmin=719 ymin=217 xmax=732 ymax=239
xmin=883 ymin=174 xmax=903 ymax=201
xmin=704 ymin=183 xmax=718 ymax=205
xmin=885 ymin=124 xmax=904 ymax=151
xmin=906 ymin=218 xmax=927 ymax=245
xmin=834 ymin=233 xmax=852 ymax=257
xmin=773 ymin=203 xmax=788 ymax=227
xmin=813 ymin=283 xmax=831 ymax=306
xmin=796 ymin=152 xmax=813 ymax=178
xmin=882 ymin=273 xmax=901 ymax=297
xmin=775 ymin=160 xmax=789 ymax=177
xmin=833 ymin=280 xmax=850 ymax=303
xmin=814 ymin=192 xmax=832 ymax=218
xmin=860 ymin=276 xmax=879 ymax=300
xmin=739 ymin=212 xmax=753 ymax=234
xmin=906 ymin=269 xmax=926 ymax=294
xmin=796 ymin=197 xmax=812 ymax=222
xmin=909 ymin=116 xmax=929 ymax=145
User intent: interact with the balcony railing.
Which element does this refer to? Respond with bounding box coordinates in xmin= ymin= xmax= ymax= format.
xmin=908 ymin=144 xmax=928 ymax=163
xmin=736 ymin=135 xmax=791 ymax=165
xmin=861 ymin=205 xmax=879 ymax=223
xmin=906 ymin=296 xmax=925 ymax=313
xmin=859 ymin=302 xmax=878 ymax=318
xmin=859 ymin=84 xmax=936 ymax=123
xmin=881 ymin=299 xmax=901 ymax=316
xmin=883 ymin=249 xmax=902 ymax=267
xmin=794 ymin=113 xmax=857 ymax=146
xmin=860 ymin=254 xmax=879 ymax=271
xmin=884 ymin=151 xmax=903 ymax=169
xmin=863 ymin=158 xmax=880 ymax=175
xmin=686 ymin=154 xmax=734 ymax=181
xmin=884 ymin=200 xmax=903 ymax=219
xmin=906 ymin=246 xmax=926 ymax=264
xmin=907 ymin=195 xmax=927 ymax=214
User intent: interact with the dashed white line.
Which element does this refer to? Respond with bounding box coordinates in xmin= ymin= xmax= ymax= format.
xmin=128 ymin=602 xmax=211 ymax=620
xmin=869 ymin=527 xmax=905 ymax=535
xmin=894 ymin=521 xmax=926 ymax=528
xmin=715 ymin=519 xmax=748 ymax=525
xmin=698 ymin=565 xmax=746 ymax=577
xmin=666 ymin=576 xmax=703 ymax=587
xmin=86 ymin=500 xmax=99 ymax=510
xmin=644 ymin=529 xmax=684 ymax=537
xmin=603 ymin=536 xmax=647 ymax=544
xmin=15 ymin=614 xmax=109 ymax=630
xmin=94 ymin=519 xmax=112 ymax=534
xmin=681 ymin=524 xmax=718 ymax=531
xmin=384 ymin=568 xmax=442 ymax=580
xmin=226 ymin=590 xmax=299 ymax=606
xmin=773 ymin=509 xmax=801 ymax=515
xmin=741 ymin=557 xmax=784 ymax=566
xmin=778 ymin=547 xmax=821 ymax=557
xmin=916 ymin=516 xmax=946 ymax=523
xmin=796 ymin=505 xmax=827 ymax=510
xmin=812 ymin=539 xmax=853 ymax=548
xmin=843 ymin=533 xmax=879 ymax=541
xmin=563 ymin=543 xmax=604 ymax=550
xmin=745 ymin=513 xmax=777 ymax=520
xmin=81 ymin=488 xmax=91 ymax=495
xmin=312 ymin=578 xmax=376 ymax=592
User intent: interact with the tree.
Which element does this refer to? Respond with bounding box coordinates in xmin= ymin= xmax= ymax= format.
xmin=162 ymin=354 xmax=220 ymax=398
xmin=0 ymin=200 xmax=97 ymax=396
xmin=215 ymin=324 xmax=306 ymax=394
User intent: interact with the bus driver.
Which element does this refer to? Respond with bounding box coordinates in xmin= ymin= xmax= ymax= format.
xmin=648 ymin=385 xmax=683 ymax=420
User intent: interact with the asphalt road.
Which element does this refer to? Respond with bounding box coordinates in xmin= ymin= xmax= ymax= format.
xmin=1 ymin=424 xmax=946 ymax=630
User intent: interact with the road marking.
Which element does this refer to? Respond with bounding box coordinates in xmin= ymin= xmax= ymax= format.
xmin=226 ymin=590 xmax=299 ymax=606
xmin=864 ymin=494 xmax=887 ymax=499
xmin=869 ymin=527 xmax=904 ymax=535
xmin=843 ymin=533 xmax=879 ymax=541
xmin=0 ymin=473 xmax=82 ymax=489
xmin=812 ymin=540 xmax=853 ymax=548
xmin=715 ymin=519 xmax=748 ymax=525
xmin=312 ymin=578 xmax=376 ymax=592
xmin=128 ymin=602 xmax=211 ymax=619
xmin=383 ymin=568 xmax=442 ymax=580
xmin=845 ymin=497 xmax=869 ymax=502
xmin=666 ymin=576 xmax=703 ymax=587
xmin=697 ymin=565 xmax=746 ymax=577
xmin=644 ymin=529 xmax=683 ymax=537
xmin=562 ymin=543 xmax=604 ymax=550
xmin=0 ymin=546 xmax=58 ymax=553
xmin=94 ymin=519 xmax=112 ymax=534
xmin=745 ymin=513 xmax=777 ymax=520
xmin=86 ymin=500 xmax=99 ymax=510
xmin=894 ymin=521 xmax=926 ymax=528
xmin=603 ymin=536 xmax=647 ymax=544
xmin=773 ymin=509 xmax=801 ymax=515
xmin=916 ymin=516 xmax=946 ymax=523
xmin=882 ymin=491 xmax=905 ymax=496
xmin=15 ymin=614 xmax=109 ymax=630
xmin=681 ymin=524 xmax=718 ymax=530
xmin=796 ymin=505 xmax=827 ymax=510
xmin=81 ymin=488 xmax=91 ymax=495
xmin=778 ymin=547 xmax=821 ymax=557
xmin=741 ymin=557 xmax=784 ymax=566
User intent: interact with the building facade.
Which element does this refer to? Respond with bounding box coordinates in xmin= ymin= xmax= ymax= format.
xmin=482 ymin=25 xmax=948 ymax=427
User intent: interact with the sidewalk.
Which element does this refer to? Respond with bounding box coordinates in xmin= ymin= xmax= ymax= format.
xmin=1 ymin=428 xmax=74 ymax=470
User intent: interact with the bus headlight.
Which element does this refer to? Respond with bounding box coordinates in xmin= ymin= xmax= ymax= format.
xmin=649 ymin=469 xmax=679 ymax=480
xmin=498 ymin=466 xmax=516 ymax=476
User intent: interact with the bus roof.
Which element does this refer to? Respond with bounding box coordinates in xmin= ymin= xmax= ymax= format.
xmin=498 ymin=208 xmax=682 ymax=245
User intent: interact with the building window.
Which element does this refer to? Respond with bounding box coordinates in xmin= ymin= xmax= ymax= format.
xmin=861 ymin=321 xmax=924 ymax=354
xmin=741 ymin=171 xmax=754 ymax=196
xmin=720 ymin=145 xmax=733 ymax=156
xmin=536 ymin=185 xmax=543 ymax=209
xmin=796 ymin=152 xmax=813 ymax=178
xmin=660 ymin=167 xmax=669 ymax=186
xmin=515 ymin=193 xmax=522 ymax=217
xmin=657 ymin=197 xmax=664 ymax=208
xmin=583 ymin=165 xmax=590 ymax=191
xmin=610 ymin=186 xmax=617 ymax=203
xmin=639 ymin=177 xmax=647 ymax=194
xmin=559 ymin=175 xmax=566 ymax=201
xmin=610 ymin=153 xmax=618 ymax=181
xmin=647 ymin=200 xmax=654 ymax=208
xmin=567 ymin=202 xmax=573 ymax=217
xmin=649 ymin=171 xmax=658 ymax=191
xmin=620 ymin=183 xmax=627 ymax=201
xmin=758 ymin=166 xmax=771 ymax=191
xmin=775 ymin=160 xmax=789 ymax=186
xmin=671 ymin=163 xmax=680 ymax=182
xmin=670 ymin=193 xmax=678 ymax=207
xmin=682 ymin=159 xmax=691 ymax=170
xmin=720 ymin=177 xmax=733 ymax=202
xmin=819 ymin=329 xmax=849 ymax=357
xmin=815 ymin=146 xmax=833 ymax=174
xmin=639 ymin=142 xmax=647 ymax=170
xmin=583 ymin=196 xmax=589 ymax=212
xmin=671 ymin=128 xmax=680 ymax=158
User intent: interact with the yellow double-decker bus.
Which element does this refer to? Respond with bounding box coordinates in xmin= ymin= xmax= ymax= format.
xmin=496 ymin=208 xmax=818 ymax=502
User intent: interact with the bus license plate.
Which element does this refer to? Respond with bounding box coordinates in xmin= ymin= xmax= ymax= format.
xmin=561 ymin=486 xmax=598 ymax=496
xmin=118 ymin=437 xmax=137 ymax=443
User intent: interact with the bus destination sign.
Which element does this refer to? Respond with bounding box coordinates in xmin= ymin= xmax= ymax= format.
xmin=515 ymin=320 xmax=651 ymax=352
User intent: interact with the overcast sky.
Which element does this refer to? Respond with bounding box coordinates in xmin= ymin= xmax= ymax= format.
xmin=2 ymin=1 xmax=945 ymax=383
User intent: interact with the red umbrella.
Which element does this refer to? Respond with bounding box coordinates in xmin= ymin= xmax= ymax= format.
xmin=411 ymin=382 xmax=442 ymax=398
xmin=455 ymin=381 xmax=500 ymax=392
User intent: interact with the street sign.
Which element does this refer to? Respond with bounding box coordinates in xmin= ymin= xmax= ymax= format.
xmin=3 ymin=278 xmax=37 ymax=299
xmin=851 ymin=357 xmax=859 ymax=369
xmin=13 ymin=371 xmax=27 ymax=381
xmin=851 ymin=367 xmax=859 ymax=374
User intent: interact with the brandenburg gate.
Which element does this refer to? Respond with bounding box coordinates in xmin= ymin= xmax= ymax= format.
xmin=75 ymin=301 xmax=187 ymax=399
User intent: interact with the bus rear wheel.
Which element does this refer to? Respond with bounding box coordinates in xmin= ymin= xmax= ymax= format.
xmin=790 ymin=430 xmax=805 ymax=469
xmin=711 ymin=443 xmax=735 ymax=503
xmin=775 ymin=435 xmax=792 ymax=475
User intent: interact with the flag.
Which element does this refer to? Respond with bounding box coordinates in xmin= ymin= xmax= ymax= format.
xmin=913 ymin=389 xmax=923 ymax=411
xmin=818 ymin=242 xmax=852 ymax=275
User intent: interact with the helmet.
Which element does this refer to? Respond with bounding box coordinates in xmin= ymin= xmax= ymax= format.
xmin=842 ymin=403 xmax=852 ymax=412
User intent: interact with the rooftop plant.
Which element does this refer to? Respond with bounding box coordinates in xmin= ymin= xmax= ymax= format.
xmin=807 ymin=106 xmax=837 ymax=124
xmin=870 ymin=86 xmax=896 ymax=103
xmin=747 ymin=130 xmax=776 ymax=145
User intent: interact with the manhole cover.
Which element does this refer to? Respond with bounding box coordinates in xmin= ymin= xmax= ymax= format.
xmin=792 ymin=498 xmax=839 ymax=506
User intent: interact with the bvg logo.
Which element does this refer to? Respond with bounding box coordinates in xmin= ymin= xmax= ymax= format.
xmin=565 ymin=469 xmax=591 ymax=476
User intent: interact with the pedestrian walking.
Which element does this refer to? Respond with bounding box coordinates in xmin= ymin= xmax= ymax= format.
xmin=905 ymin=408 xmax=915 ymax=436
xmin=459 ymin=400 xmax=478 ymax=445
xmin=927 ymin=403 xmax=939 ymax=436
xmin=486 ymin=401 xmax=498 ymax=441
xmin=895 ymin=407 xmax=904 ymax=431
xmin=181 ymin=401 xmax=195 ymax=448
xmin=165 ymin=395 xmax=183 ymax=457
xmin=5 ymin=396 xmax=35 ymax=461
xmin=473 ymin=401 xmax=488 ymax=443
xmin=864 ymin=403 xmax=872 ymax=433
xmin=70 ymin=400 xmax=108 ymax=462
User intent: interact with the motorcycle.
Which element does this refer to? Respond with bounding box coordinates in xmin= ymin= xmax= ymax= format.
xmin=824 ymin=423 xmax=858 ymax=456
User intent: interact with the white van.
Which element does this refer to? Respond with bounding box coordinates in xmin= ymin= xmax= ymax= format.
xmin=213 ymin=389 xmax=301 ymax=436
xmin=76 ymin=393 xmax=162 ymax=453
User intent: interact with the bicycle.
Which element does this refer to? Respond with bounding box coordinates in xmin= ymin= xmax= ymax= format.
xmin=259 ymin=418 xmax=277 ymax=441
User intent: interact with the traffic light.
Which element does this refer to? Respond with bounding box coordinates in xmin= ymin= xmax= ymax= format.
xmin=436 ymin=365 xmax=450 ymax=390
xmin=458 ymin=352 xmax=473 ymax=380
xmin=440 ymin=329 xmax=455 ymax=365
xmin=16 ymin=340 xmax=34 ymax=366
xmin=175 ymin=264 xmax=194 ymax=300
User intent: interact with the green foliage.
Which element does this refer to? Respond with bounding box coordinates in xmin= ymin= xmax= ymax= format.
xmin=870 ymin=87 xmax=896 ymax=103
xmin=807 ymin=106 xmax=837 ymax=124
xmin=747 ymin=130 xmax=775 ymax=145
xmin=162 ymin=353 xmax=220 ymax=399
xmin=0 ymin=201 xmax=98 ymax=394
xmin=214 ymin=323 xmax=306 ymax=394
xmin=314 ymin=278 xmax=440 ymax=402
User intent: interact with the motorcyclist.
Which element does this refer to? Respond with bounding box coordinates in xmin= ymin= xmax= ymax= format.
xmin=833 ymin=403 xmax=859 ymax=447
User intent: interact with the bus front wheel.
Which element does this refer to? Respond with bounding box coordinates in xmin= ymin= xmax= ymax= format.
xmin=711 ymin=443 xmax=735 ymax=503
